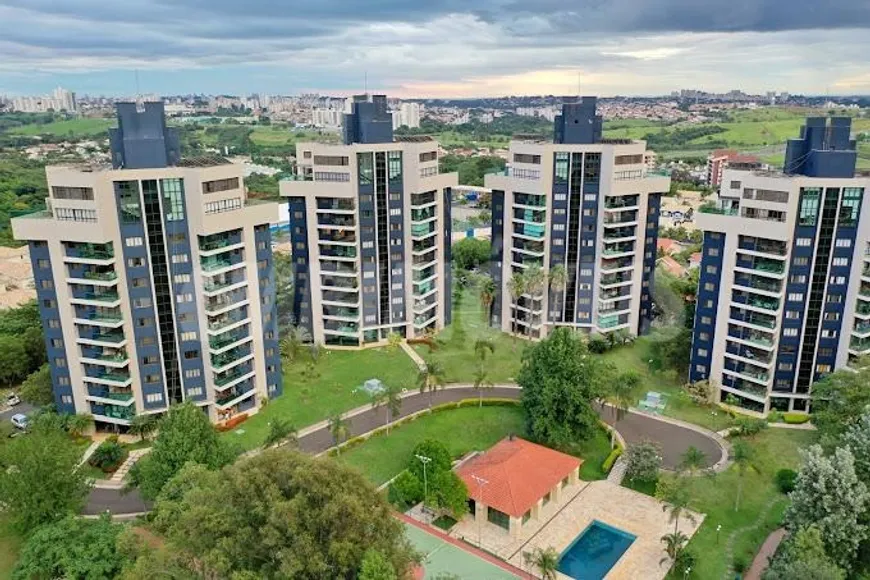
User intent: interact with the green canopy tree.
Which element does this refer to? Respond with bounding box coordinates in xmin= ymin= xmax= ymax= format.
xmin=763 ymin=525 xmax=846 ymax=580
xmin=19 ymin=363 xmax=53 ymax=406
xmin=148 ymin=449 xmax=416 ymax=579
xmin=811 ymin=366 xmax=870 ymax=440
xmin=128 ymin=402 xmax=236 ymax=500
xmin=518 ymin=328 xmax=615 ymax=445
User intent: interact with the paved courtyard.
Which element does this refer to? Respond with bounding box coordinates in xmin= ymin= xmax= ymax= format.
xmin=451 ymin=480 xmax=703 ymax=580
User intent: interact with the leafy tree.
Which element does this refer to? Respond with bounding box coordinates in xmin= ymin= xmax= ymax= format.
xmin=19 ymin=363 xmax=53 ymax=406
xmin=280 ymin=325 xmax=312 ymax=364
xmin=506 ymin=272 xmax=526 ymax=342
xmin=587 ymin=333 xmax=609 ymax=354
xmin=0 ymin=424 xmax=90 ymax=533
xmin=430 ymin=470 xmax=469 ymax=519
xmin=451 ymin=237 xmax=490 ymax=271
xmin=0 ymin=335 xmax=31 ymax=386
xmin=763 ymin=525 xmax=846 ymax=580
xmin=841 ymin=405 xmax=870 ymax=482
xmin=659 ymin=530 xmax=689 ymax=567
xmin=785 ymin=445 xmax=869 ymax=570
xmin=409 ymin=440 xmax=453 ymax=479
xmin=732 ymin=439 xmax=755 ymax=511
xmin=128 ymin=413 xmax=158 ymax=442
xmin=679 ymin=446 xmax=707 ymax=476
xmin=548 ymin=264 xmax=567 ymax=324
xmin=388 ymin=470 xmax=423 ymax=509
xmin=274 ymin=252 xmax=295 ymax=330
xmin=519 ymin=328 xmax=615 ymax=446
xmin=128 ymin=402 xmax=236 ymax=500
xmin=417 ymin=359 xmax=447 ymax=410
xmin=328 ymin=412 xmax=350 ymax=454
xmin=625 ymin=441 xmax=662 ymax=484
xmin=811 ymin=366 xmax=870 ymax=440
xmin=0 ymin=300 xmax=45 ymax=372
xmin=472 ymin=364 xmax=494 ymax=408
xmin=657 ymin=476 xmax=694 ymax=535
xmin=359 ymin=549 xmax=398 ymax=580
xmin=88 ymin=436 xmax=127 ymax=471
xmin=149 ymin=449 xmax=416 ymax=579
xmin=386 ymin=332 xmax=403 ymax=350
xmin=263 ymin=418 xmax=298 ymax=448
xmin=478 ymin=274 xmax=497 ymax=321
xmin=775 ymin=469 xmax=798 ymax=494
xmin=524 ymin=547 xmax=559 ymax=580
xmin=65 ymin=413 xmax=92 ymax=438
xmin=13 ymin=515 xmax=127 ymax=580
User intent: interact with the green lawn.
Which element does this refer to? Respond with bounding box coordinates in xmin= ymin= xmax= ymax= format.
xmin=649 ymin=428 xmax=818 ymax=579
xmin=9 ymin=118 xmax=113 ymax=138
xmin=413 ymin=285 xmax=527 ymax=384
xmin=224 ymin=347 xmax=418 ymax=450
xmin=0 ymin=519 xmax=20 ymax=580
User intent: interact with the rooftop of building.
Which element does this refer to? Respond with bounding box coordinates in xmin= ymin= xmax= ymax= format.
xmin=456 ymin=436 xmax=582 ymax=518
xmin=393 ymin=135 xmax=435 ymax=143
xmin=175 ymin=155 xmax=232 ymax=168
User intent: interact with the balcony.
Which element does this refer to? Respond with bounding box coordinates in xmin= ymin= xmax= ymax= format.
xmin=319 ymin=261 xmax=357 ymax=274
xmin=322 ymin=306 xmax=359 ymax=319
xmin=513 ymin=208 xmax=545 ymax=224
xmin=413 ymin=249 xmax=438 ymax=267
xmin=411 ymin=191 xmax=437 ymax=206
xmin=216 ymin=385 xmax=256 ymax=409
xmin=736 ymin=256 xmax=785 ymax=276
xmin=78 ymin=329 xmax=126 ymax=346
xmin=733 ymin=291 xmax=780 ymax=312
xmin=411 ymin=207 xmax=437 ymax=222
xmin=602 ymin=242 xmax=635 ymax=256
xmin=600 ymin=288 xmax=631 ymax=301
xmin=738 ymin=237 xmax=788 ymax=257
xmin=598 ymin=313 xmax=629 ymax=330
xmin=214 ymin=364 xmax=254 ymax=388
xmin=211 ymin=345 xmax=252 ymax=370
xmin=209 ymin=328 xmax=250 ymax=351
xmin=854 ymin=321 xmax=870 ymax=335
xmin=514 ymin=193 xmax=546 ymax=208
xmin=412 ymin=222 xmax=437 ymax=238
xmin=601 ymin=272 xmax=632 ymax=287
xmin=322 ymin=290 xmax=360 ymax=305
xmin=199 ymin=232 xmax=243 ymax=255
xmin=91 ymin=402 xmax=136 ymax=424
xmin=316 ymin=199 xmax=355 ymax=212
xmin=319 ymin=246 xmax=357 ymax=259
xmin=412 ymin=237 xmax=437 ymax=254
xmin=512 ymin=254 xmax=543 ymax=269
xmin=208 ymin=310 xmax=249 ymax=333
xmin=603 ymin=210 xmax=638 ymax=225
xmin=859 ymin=284 xmax=870 ymax=300
xmin=413 ymin=266 xmax=437 ymax=283
xmin=84 ymin=369 xmax=133 ymax=386
xmin=733 ymin=274 xmax=782 ymax=294
xmin=203 ymin=274 xmax=246 ymax=294
xmin=601 ymin=258 xmax=634 ymax=272
xmin=603 ymin=227 xmax=636 ymax=241
xmin=857 ymin=302 xmax=870 ymax=317
xmin=850 ymin=337 xmax=870 ymax=353
xmin=414 ymin=280 xmax=436 ymax=296
xmin=86 ymin=386 xmax=134 ymax=405
xmin=319 ymin=229 xmax=356 ymax=244
xmin=723 ymin=379 xmax=768 ymax=400
xmin=728 ymin=325 xmax=775 ymax=349
xmin=726 ymin=341 xmax=773 ymax=364
xmin=70 ymin=290 xmax=120 ymax=305
xmin=64 ymin=242 xmax=115 ymax=263
xmin=699 ymin=202 xmax=739 ymax=216
xmin=324 ymin=320 xmax=359 ymax=335
xmin=513 ymin=239 xmax=545 ymax=255
xmin=604 ymin=195 xmax=639 ymax=210
xmin=321 ymin=276 xmax=358 ymax=290
xmin=513 ymin=223 xmax=545 ymax=240
xmin=317 ymin=214 xmax=356 ymax=227
xmin=69 ymin=268 xmax=119 ymax=286
xmin=730 ymin=309 xmax=776 ymax=330
xmin=205 ymin=289 xmax=247 ymax=315
xmin=75 ymin=308 xmax=123 ymax=326
xmin=725 ymin=362 xmax=770 ymax=385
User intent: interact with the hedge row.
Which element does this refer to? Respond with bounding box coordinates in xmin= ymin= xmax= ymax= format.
xmin=783 ymin=412 xmax=811 ymax=424
xmin=601 ymin=445 xmax=623 ymax=474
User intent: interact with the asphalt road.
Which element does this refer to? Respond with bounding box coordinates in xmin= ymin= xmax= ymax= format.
xmin=0 ymin=401 xmax=36 ymax=423
xmin=84 ymin=386 xmax=725 ymax=515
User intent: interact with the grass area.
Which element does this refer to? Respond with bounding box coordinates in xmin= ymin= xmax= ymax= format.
xmin=645 ymin=428 xmax=818 ymax=579
xmin=225 ymin=347 xmax=418 ymax=451
xmin=8 ymin=118 xmax=113 ymax=138
xmin=413 ymin=284 xmax=527 ymax=383
xmin=568 ymin=424 xmax=614 ymax=481
xmin=335 ymin=405 xmax=527 ymax=485
xmin=601 ymin=336 xmax=737 ymax=432
xmin=0 ymin=519 xmax=20 ymax=580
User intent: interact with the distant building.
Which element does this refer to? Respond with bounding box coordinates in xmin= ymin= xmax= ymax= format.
xmin=691 ymin=116 xmax=870 ymax=416
xmin=392 ymin=102 xmax=421 ymax=129
xmin=312 ymin=108 xmax=343 ymax=128
xmin=706 ymin=150 xmax=762 ymax=188
xmin=12 ymin=102 xmax=282 ymax=428
xmin=12 ymin=87 xmax=77 ymax=114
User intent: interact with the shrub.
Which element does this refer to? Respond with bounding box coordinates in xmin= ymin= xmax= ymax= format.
xmin=388 ymin=471 xmax=423 ymax=510
xmin=587 ymin=334 xmax=609 ymax=354
xmin=87 ymin=436 xmax=127 ymax=472
xmin=775 ymin=468 xmax=798 ymax=494
xmin=602 ymin=446 xmax=623 ymax=474
xmin=734 ymin=417 xmax=768 ymax=437
xmin=767 ymin=410 xmax=783 ymax=423
xmin=783 ymin=412 xmax=810 ymax=424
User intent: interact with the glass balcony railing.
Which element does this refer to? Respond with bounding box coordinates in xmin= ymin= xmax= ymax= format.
xmin=601 ymin=258 xmax=634 ymax=271
xmin=318 ymin=214 xmax=356 ymax=227
xmin=747 ymin=297 xmax=780 ymax=311
xmin=77 ymin=309 xmax=122 ymax=322
xmin=211 ymin=346 xmax=250 ymax=369
xmin=726 ymin=381 xmax=768 ymax=399
xmin=411 ymin=207 xmax=436 ymax=222
xmin=851 ymin=337 xmax=870 ymax=352
xmin=601 ymin=273 xmax=632 ymax=285
xmin=86 ymin=370 xmax=132 ymax=384
xmin=603 ymin=211 xmax=638 ymax=224
xmin=88 ymin=388 xmax=133 ymax=402
xmin=67 ymin=243 xmax=115 ymax=260
xmin=324 ymin=320 xmax=359 ymax=333
xmin=514 ymin=193 xmax=546 ymax=207
xmin=412 ymin=237 xmax=437 ymax=253
xmin=210 ymin=329 xmax=249 ymax=350
xmin=319 ymin=246 xmax=357 ymax=259
xmin=741 ymin=258 xmax=785 ymax=274
xmin=94 ymin=404 xmax=136 ymax=421
xmin=514 ymin=223 xmax=545 ymax=239
xmin=855 ymin=322 xmax=870 ymax=334
xmin=322 ymin=306 xmax=359 ymax=319
xmin=413 ymin=268 xmax=437 ymax=282
xmin=199 ymin=236 xmax=240 ymax=252
xmin=412 ymin=223 xmax=437 ymax=237
xmin=316 ymin=199 xmax=354 ymax=211
xmin=81 ymin=270 xmax=118 ymax=281
xmin=321 ymin=276 xmax=358 ymax=289
xmin=411 ymin=192 xmax=436 ymax=206
xmin=217 ymin=386 xmax=254 ymax=406
xmin=319 ymin=261 xmax=357 ymax=274
xmin=84 ymin=350 xmax=129 ymax=363
xmin=82 ymin=330 xmax=125 ymax=343
xmin=603 ymin=228 xmax=636 ymax=241
xmin=75 ymin=291 xmax=119 ymax=303
xmin=513 ymin=209 xmax=545 ymax=224
xmin=604 ymin=196 xmax=639 ymax=209
xmin=699 ymin=202 xmax=739 ymax=216
xmin=201 ymin=258 xmax=237 ymax=272
xmin=214 ymin=364 xmax=253 ymax=387
xmin=208 ymin=310 xmax=248 ymax=332
xmin=603 ymin=243 xmax=635 ymax=256
xmin=858 ymin=303 xmax=870 ymax=316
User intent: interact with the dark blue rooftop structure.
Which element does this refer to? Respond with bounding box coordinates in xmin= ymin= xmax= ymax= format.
xmin=109 ymin=102 xmax=180 ymax=170
xmin=343 ymin=94 xmax=393 ymax=145
xmin=783 ymin=116 xmax=857 ymax=178
xmin=553 ymin=97 xmax=603 ymax=145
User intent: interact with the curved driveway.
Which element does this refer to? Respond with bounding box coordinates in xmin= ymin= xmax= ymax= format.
xmin=84 ymin=386 xmax=726 ymax=515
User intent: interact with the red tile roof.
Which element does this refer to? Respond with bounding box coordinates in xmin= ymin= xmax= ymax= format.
xmin=657 ymin=238 xmax=684 ymax=254
xmin=659 ymin=256 xmax=686 ymax=277
xmin=456 ymin=437 xmax=582 ymax=518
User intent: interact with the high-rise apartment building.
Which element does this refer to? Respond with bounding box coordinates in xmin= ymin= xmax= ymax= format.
xmin=486 ymin=97 xmax=670 ymax=340
xmin=706 ymin=149 xmax=762 ymax=188
xmin=281 ymin=94 xmax=457 ymax=347
xmin=689 ymin=116 xmax=870 ymax=415
xmin=11 ymin=102 xmax=282 ymax=427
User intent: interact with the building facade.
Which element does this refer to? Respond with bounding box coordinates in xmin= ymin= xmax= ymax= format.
xmin=281 ymin=94 xmax=457 ymax=347
xmin=690 ymin=116 xmax=870 ymax=415
xmin=486 ymin=97 xmax=670 ymax=340
xmin=12 ymin=102 xmax=282 ymax=428
xmin=706 ymin=149 xmax=762 ymax=188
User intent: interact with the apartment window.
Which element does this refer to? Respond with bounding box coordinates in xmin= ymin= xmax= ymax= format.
xmin=40 ymin=279 xmax=54 ymax=290
xmin=827 ymin=294 xmax=843 ymax=303
xmin=52 ymin=186 xmax=94 ymax=200
xmin=708 ymin=247 xmax=720 ymax=257
xmin=835 ymin=239 xmax=852 ymax=248
xmin=706 ymin=265 xmax=718 ymax=274
xmin=161 ymin=178 xmax=185 ymax=221
xmin=796 ymin=238 xmax=812 ymax=247
xmin=829 ymin=276 xmax=846 ymax=285
xmin=580 ymin=268 xmax=592 ymax=276
xmin=701 ymin=316 xmax=712 ymax=324
xmin=697 ymin=348 xmax=708 ymax=357
xmin=779 ymin=363 xmax=794 ymax=371
xmin=513 ymin=153 xmax=541 ymax=164
xmin=840 ymin=187 xmax=863 ymax=227
xmin=824 ymin=312 xmax=840 ymax=321
xmin=794 ymin=257 xmax=809 ymax=266
xmin=785 ymin=311 xmax=800 ymax=319
xmin=615 ymin=154 xmax=643 ymax=165
xmin=176 ymin=293 xmax=193 ymax=303
xmin=145 ymin=393 xmax=164 ymax=403
xmin=54 ymin=357 xmax=66 ymax=368
xmin=704 ymin=282 xmax=715 ymax=291
xmin=170 ymin=253 xmax=189 ymax=264
xmin=821 ymin=329 xmax=838 ymax=339
xmin=132 ymin=277 xmax=147 ymax=288
xmin=555 ymin=193 xmax=567 ymax=202
xmin=788 ymin=293 xmax=804 ymax=302
xmin=144 ymin=374 xmax=160 ymax=384
xmin=695 ymin=364 xmax=707 ymax=374
xmin=186 ymin=387 xmax=203 ymax=397
xmin=43 ymin=298 xmax=56 ymax=309
xmin=183 ymin=350 xmax=200 ymax=360
xmin=181 ymin=331 xmax=198 ymax=341
xmin=554 ymin=238 xmax=564 ymax=246
xmin=37 ymin=259 xmax=49 ymax=269
xmin=388 ymin=151 xmax=403 ymax=181
xmin=790 ymin=274 xmax=807 ymax=284
xmin=817 ymin=364 xmax=832 ymax=374
xmin=819 ymin=348 xmax=834 ymax=357
xmin=583 ymin=194 xmax=596 ymax=201
xmin=50 ymin=338 xmax=62 ymax=348
xmin=173 ymin=273 xmax=191 ymax=284
xmin=125 ymin=237 xmax=143 ymax=247
xmin=132 ymin=297 xmax=152 ymax=308
xmin=705 ymin=300 xmax=713 ymax=308
xmin=47 ymin=318 xmax=60 ymax=329
xmin=554 ymin=152 xmax=569 ymax=183
xmin=202 ymin=177 xmax=239 ymax=194
xmin=136 ymin=317 xmax=154 ymax=327
xmin=140 ymin=336 xmax=156 ymax=346
xmin=699 ymin=332 xmax=710 ymax=341
xmin=127 ymin=257 xmax=145 ymax=268
xmin=784 ymin=328 xmax=798 ymax=337
xmin=313 ymin=155 xmax=349 ymax=166
xmin=58 ymin=378 xmax=70 ymax=387
xmin=391 ymin=297 xmax=402 ymax=305
xmin=419 ymin=151 xmax=437 ymax=163
xmin=357 ymin=153 xmax=374 ymax=185
xmin=798 ymin=188 xmax=821 ymax=226
xmin=832 ymin=257 xmax=848 ymax=266
xmin=204 ymin=198 xmax=242 ymax=214
xmin=55 ymin=208 xmax=97 ymax=222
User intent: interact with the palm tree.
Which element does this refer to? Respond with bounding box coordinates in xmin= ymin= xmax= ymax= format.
xmin=280 ymin=324 xmax=312 ymax=364
xmin=659 ymin=531 xmax=689 ymax=567
xmin=609 ymin=371 xmax=639 ymax=448
xmin=524 ymin=547 xmax=559 ymax=580
xmin=548 ymin=264 xmax=567 ymax=325
xmin=679 ymin=446 xmax=707 ymax=476
xmin=387 ymin=332 xmax=403 ymax=351
xmin=417 ymin=359 xmax=447 ymax=410
xmin=372 ymin=383 xmax=403 ymax=434
xmin=478 ymin=274 xmax=497 ymax=322
xmin=65 ymin=413 xmax=92 ymax=438
xmin=732 ymin=439 xmax=754 ymax=511
xmin=506 ymin=272 xmax=526 ymax=344
xmin=657 ymin=476 xmax=695 ymax=534
xmin=264 ymin=418 xmax=298 ymax=448
xmin=524 ymin=264 xmax=547 ymax=299
xmin=473 ymin=337 xmax=495 ymax=363
xmin=328 ymin=413 xmax=350 ymax=455
xmin=473 ymin=364 xmax=494 ymax=408
xmin=129 ymin=413 xmax=158 ymax=442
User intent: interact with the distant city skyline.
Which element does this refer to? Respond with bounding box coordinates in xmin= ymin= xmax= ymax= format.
xmin=1 ymin=1 xmax=869 ymax=98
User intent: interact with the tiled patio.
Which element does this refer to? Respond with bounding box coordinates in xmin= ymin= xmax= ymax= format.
xmin=451 ymin=480 xmax=703 ymax=580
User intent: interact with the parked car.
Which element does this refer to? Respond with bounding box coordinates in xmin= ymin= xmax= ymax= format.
xmin=11 ymin=413 xmax=28 ymax=430
xmin=5 ymin=392 xmax=20 ymax=407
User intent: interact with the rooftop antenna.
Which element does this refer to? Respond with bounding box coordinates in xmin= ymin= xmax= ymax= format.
xmin=364 ymin=71 xmax=368 ymax=97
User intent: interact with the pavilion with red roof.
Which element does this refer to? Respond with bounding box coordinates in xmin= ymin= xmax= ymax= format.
xmin=456 ymin=436 xmax=582 ymax=539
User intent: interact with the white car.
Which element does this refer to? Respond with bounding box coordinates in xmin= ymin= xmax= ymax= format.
xmin=5 ymin=393 xmax=20 ymax=407
xmin=10 ymin=414 xmax=28 ymax=430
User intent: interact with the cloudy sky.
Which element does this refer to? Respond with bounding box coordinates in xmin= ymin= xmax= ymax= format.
xmin=1 ymin=0 xmax=869 ymax=98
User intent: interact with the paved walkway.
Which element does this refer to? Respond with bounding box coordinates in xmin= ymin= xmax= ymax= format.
xmin=607 ymin=456 xmax=628 ymax=484
xmin=84 ymin=385 xmax=728 ymax=515
xmin=77 ymin=439 xmax=101 ymax=468
xmin=400 ymin=341 xmax=427 ymax=370
xmin=745 ymin=528 xmax=787 ymax=580
xmin=722 ymin=497 xmax=782 ymax=579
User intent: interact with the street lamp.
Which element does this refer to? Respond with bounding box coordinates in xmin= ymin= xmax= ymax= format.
xmin=684 ymin=566 xmax=691 ymax=578
xmin=415 ymin=454 xmax=431 ymax=513
xmin=471 ymin=474 xmax=489 ymax=548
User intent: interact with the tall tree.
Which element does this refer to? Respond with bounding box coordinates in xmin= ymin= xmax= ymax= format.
xmin=548 ymin=264 xmax=567 ymax=325
xmin=19 ymin=363 xmax=54 ymax=406
xmin=473 ymin=337 xmax=495 ymax=363
xmin=280 ymin=325 xmax=312 ymax=365
xmin=0 ymin=424 xmax=90 ymax=533
xmin=679 ymin=446 xmax=707 ymax=476
xmin=625 ymin=441 xmax=662 ymax=484
xmin=659 ymin=531 xmax=689 ymax=568
xmin=841 ymin=405 xmax=870 ymax=482
xmin=785 ymin=445 xmax=869 ymax=570
xmin=128 ymin=402 xmax=236 ymax=500
xmin=609 ymin=371 xmax=639 ymax=447
xmin=478 ymin=274 xmax=497 ymax=322
xmin=518 ymin=328 xmax=615 ymax=445
xmin=128 ymin=413 xmax=158 ymax=443
xmin=524 ymin=547 xmax=559 ymax=580
xmin=13 ymin=515 xmax=127 ymax=580
xmin=372 ymin=383 xmax=403 ymax=435
xmin=763 ymin=525 xmax=846 ymax=580
xmin=811 ymin=366 xmax=870 ymax=440
xmin=148 ymin=450 xmax=417 ymax=580
xmin=0 ymin=335 xmax=31 ymax=387
xmin=473 ymin=364 xmax=494 ymax=408
xmin=732 ymin=439 xmax=754 ymax=512
xmin=359 ymin=549 xmax=398 ymax=580
xmin=506 ymin=271 xmax=526 ymax=342
xmin=656 ymin=476 xmax=694 ymax=535
xmin=328 ymin=412 xmax=350 ymax=454
xmin=417 ymin=359 xmax=447 ymax=410
xmin=263 ymin=418 xmax=298 ymax=448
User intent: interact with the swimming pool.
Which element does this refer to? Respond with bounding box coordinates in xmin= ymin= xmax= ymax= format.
xmin=557 ymin=520 xmax=636 ymax=579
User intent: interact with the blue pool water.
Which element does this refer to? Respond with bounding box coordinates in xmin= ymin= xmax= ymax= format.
xmin=557 ymin=520 xmax=636 ymax=579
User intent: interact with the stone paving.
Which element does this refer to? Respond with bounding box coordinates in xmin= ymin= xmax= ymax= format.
xmin=109 ymin=448 xmax=150 ymax=484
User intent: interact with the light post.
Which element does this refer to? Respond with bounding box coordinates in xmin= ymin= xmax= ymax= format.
xmin=471 ymin=474 xmax=489 ymax=548
xmin=716 ymin=524 xmax=721 ymax=545
xmin=684 ymin=566 xmax=691 ymax=578
xmin=415 ymin=454 xmax=431 ymax=513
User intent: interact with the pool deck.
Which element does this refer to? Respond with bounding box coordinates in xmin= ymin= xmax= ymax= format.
xmin=451 ymin=480 xmax=703 ymax=580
